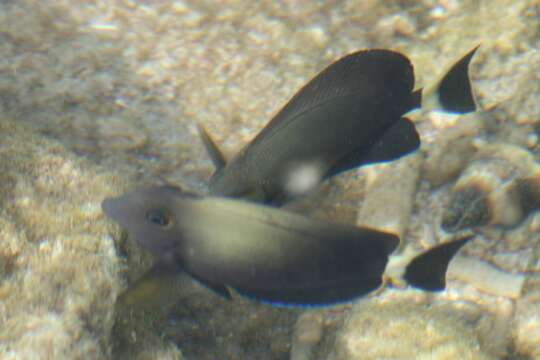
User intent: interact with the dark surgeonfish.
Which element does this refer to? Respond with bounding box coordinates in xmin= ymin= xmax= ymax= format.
xmin=202 ymin=47 xmax=479 ymax=205
xmin=102 ymin=186 xmax=472 ymax=307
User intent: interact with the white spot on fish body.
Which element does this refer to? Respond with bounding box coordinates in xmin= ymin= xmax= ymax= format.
xmin=284 ymin=161 xmax=324 ymax=196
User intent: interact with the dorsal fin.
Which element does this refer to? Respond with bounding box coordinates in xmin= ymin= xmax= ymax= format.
xmin=249 ymin=49 xmax=415 ymax=147
xmin=197 ymin=123 xmax=227 ymax=170
xmin=404 ymin=235 xmax=473 ymax=291
xmin=422 ymin=45 xmax=479 ymax=114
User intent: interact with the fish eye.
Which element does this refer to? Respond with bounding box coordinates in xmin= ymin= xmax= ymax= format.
xmin=145 ymin=209 xmax=171 ymax=227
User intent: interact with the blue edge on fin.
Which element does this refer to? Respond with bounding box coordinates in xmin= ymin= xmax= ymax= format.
xmin=194 ymin=276 xmax=355 ymax=308
xmin=234 ymin=289 xmax=357 ymax=309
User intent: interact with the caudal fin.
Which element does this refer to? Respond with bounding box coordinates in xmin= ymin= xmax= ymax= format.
xmin=423 ymin=46 xmax=479 ymax=114
xmin=404 ymin=235 xmax=473 ymax=291
xmin=197 ymin=123 xmax=227 ymax=170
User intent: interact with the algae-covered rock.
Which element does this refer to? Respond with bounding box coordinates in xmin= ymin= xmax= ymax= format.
xmin=0 ymin=118 xmax=117 ymax=358
xmin=0 ymin=118 xmax=180 ymax=359
xmin=329 ymin=297 xmax=496 ymax=360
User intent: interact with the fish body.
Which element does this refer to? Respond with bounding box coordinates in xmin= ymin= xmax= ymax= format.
xmin=205 ymin=47 xmax=478 ymax=205
xmin=103 ymin=186 xmax=471 ymax=306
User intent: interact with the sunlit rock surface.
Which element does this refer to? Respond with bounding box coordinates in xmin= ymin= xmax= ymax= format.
xmin=329 ymin=298 xmax=495 ymax=360
xmin=0 ymin=118 xmax=124 ymax=358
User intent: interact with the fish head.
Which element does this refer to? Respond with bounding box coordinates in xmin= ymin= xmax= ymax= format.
xmin=102 ymin=186 xmax=190 ymax=258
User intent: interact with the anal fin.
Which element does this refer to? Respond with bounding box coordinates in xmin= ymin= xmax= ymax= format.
xmin=232 ymin=274 xmax=383 ymax=308
xmin=326 ymin=117 xmax=420 ymax=178
xmin=197 ymin=123 xmax=227 ymax=170
xmin=404 ymin=235 xmax=474 ymax=291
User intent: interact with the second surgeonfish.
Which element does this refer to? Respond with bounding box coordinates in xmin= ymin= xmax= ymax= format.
xmin=201 ymin=47 xmax=479 ymax=205
xmin=102 ymin=186 xmax=472 ymax=307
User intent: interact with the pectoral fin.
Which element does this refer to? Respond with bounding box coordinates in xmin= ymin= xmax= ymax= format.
xmin=197 ymin=123 xmax=227 ymax=170
xmin=326 ymin=117 xmax=420 ymax=178
xmin=117 ymin=262 xmax=188 ymax=311
xmin=404 ymin=235 xmax=473 ymax=291
xmin=117 ymin=261 xmax=231 ymax=313
xmin=423 ymin=46 xmax=479 ymax=114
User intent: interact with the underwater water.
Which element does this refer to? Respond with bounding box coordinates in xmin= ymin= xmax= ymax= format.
xmin=0 ymin=0 xmax=539 ymax=359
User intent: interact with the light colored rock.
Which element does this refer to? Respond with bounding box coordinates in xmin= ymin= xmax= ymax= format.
xmin=357 ymin=154 xmax=422 ymax=239
xmin=290 ymin=311 xmax=325 ymax=360
xmin=513 ymin=284 xmax=540 ymax=359
xmin=329 ymin=299 xmax=496 ymax=360
xmin=0 ymin=118 xmax=122 ymax=358
xmin=0 ymin=118 xmax=180 ymax=359
xmin=421 ymin=117 xmax=482 ymax=187
xmin=448 ymin=256 xmax=525 ymax=299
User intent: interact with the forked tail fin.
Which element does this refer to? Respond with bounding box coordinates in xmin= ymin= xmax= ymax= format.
xmin=422 ymin=46 xmax=480 ymax=114
xmin=404 ymin=235 xmax=474 ymax=291
xmin=197 ymin=123 xmax=227 ymax=170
